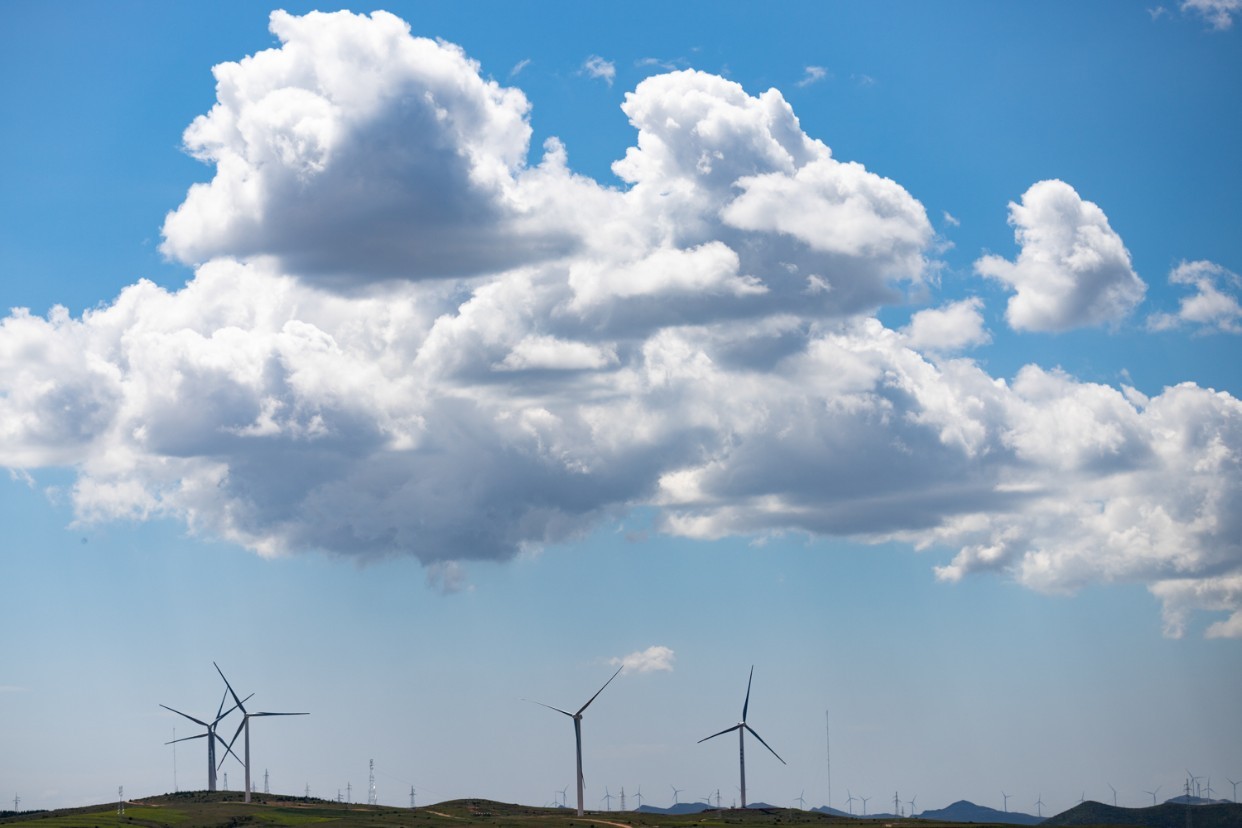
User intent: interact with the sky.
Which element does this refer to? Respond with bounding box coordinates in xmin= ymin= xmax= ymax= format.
xmin=2 ymin=0 xmax=1241 ymax=818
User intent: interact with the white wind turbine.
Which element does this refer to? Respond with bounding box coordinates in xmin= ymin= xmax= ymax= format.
xmin=215 ymin=663 xmax=308 ymax=803
xmin=670 ymin=785 xmax=684 ymax=806
xmin=526 ymin=665 xmax=623 ymax=817
xmin=160 ymin=689 xmax=246 ymax=792
xmin=1143 ymin=785 xmax=1160 ymax=806
xmin=698 ymin=666 xmax=785 ymax=808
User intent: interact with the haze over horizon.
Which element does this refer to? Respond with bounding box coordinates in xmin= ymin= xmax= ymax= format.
xmin=1 ymin=1 xmax=1239 ymax=817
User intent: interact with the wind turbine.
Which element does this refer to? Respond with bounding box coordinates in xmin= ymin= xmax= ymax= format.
xmin=670 ymin=785 xmax=684 ymax=806
xmin=160 ymin=689 xmax=246 ymax=792
xmin=859 ymin=794 xmax=871 ymax=816
xmin=634 ymin=786 xmax=643 ymax=809
xmin=697 ymin=666 xmax=785 ymax=808
xmin=907 ymin=794 xmax=917 ymax=817
xmin=558 ymin=786 xmax=569 ymax=808
xmin=1187 ymin=770 xmax=1202 ymax=799
xmin=793 ymin=790 xmax=806 ymax=810
xmin=1034 ymin=794 xmax=1044 ymax=818
xmin=845 ymin=790 xmax=855 ymax=815
xmin=1227 ymin=778 xmax=1239 ymax=803
xmin=1143 ymin=786 xmax=1160 ymax=806
xmin=1107 ymin=783 xmax=1117 ymax=807
xmin=601 ymin=788 xmax=613 ymax=811
xmin=1001 ymin=791 xmax=1011 ymax=813
xmin=526 ymin=665 xmax=623 ymax=817
xmin=215 ymin=662 xmax=308 ymax=804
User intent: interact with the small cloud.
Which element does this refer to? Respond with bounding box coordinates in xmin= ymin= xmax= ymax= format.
xmin=509 ymin=58 xmax=531 ymax=78
xmin=942 ymin=210 xmax=961 ymax=228
xmin=426 ymin=561 xmax=473 ymax=594
xmin=1148 ymin=5 xmax=1170 ymax=19
xmin=902 ymin=297 xmax=991 ymax=354
xmin=796 ymin=66 xmax=830 ymax=88
xmin=582 ymin=55 xmax=616 ymax=86
xmin=1181 ymin=0 xmax=1240 ymax=29
xmin=1147 ymin=260 xmax=1242 ymax=333
xmin=636 ymin=57 xmax=687 ymax=72
xmin=853 ymin=73 xmax=877 ymax=87
xmin=610 ymin=645 xmax=675 ymax=673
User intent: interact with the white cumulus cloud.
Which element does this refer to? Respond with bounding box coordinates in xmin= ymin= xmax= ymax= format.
xmin=975 ymin=180 xmax=1147 ymax=332
xmin=1 ymin=11 xmax=1239 ymax=638
xmin=1148 ymin=260 xmax=1242 ymax=333
xmin=1182 ymin=0 xmax=1241 ymax=28
xmin=901 ymin=297 xmax=991 ymax=353
xmin=611 ymin=645 xmax=675 ymax=673
xmin=582 ymin=55 xmax=616 ymax=85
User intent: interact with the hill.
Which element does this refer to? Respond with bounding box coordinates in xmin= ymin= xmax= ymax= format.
xmin=1042 ymin=800 xmax=1242 ymax=828
xmin=918 ymin=800 xmax=1043 ymax=824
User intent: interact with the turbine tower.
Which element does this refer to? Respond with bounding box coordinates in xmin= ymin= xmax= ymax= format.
xmin=1107 ymin=783 xmax=1117 ymax=807
xmin=1001 ymin=791 xmax=1011 ymax=813
xmin=845 ymin=790 xmax=855 ymax=815
xmin=1143 ymin=786 xmax=1160 ymax=806
xmin=1035 ymin=794 xmax=1044 ymax=818
xmin=670 ymin=785 xmax=684 ymax=806
xmin=215 ymin=662 xmax=308 ymax=804
xmin=697 ymin=666 xmax=785 ymax=808
xmin=859 ymin=794 xmax=871 ymax=816
xmin=160 ymin=688 xmax=245 ymax=791
xmin=526 ymin=665 xmax=623 ymax=817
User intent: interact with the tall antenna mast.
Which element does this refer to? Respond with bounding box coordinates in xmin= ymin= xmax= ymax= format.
xmin=369 ymin=760 xmax=377 ymax=805
xmin=825 ymin=710 xmax=831 ymax=811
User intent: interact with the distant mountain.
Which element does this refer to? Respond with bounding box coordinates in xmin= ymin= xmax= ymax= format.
xmin=1042 ymin=800 xmax=1242 ymax=827
xmin=918 ymin=799 xmax=1043 ymax=825
xmin=810 ymin=805 xmax=852 ymax=817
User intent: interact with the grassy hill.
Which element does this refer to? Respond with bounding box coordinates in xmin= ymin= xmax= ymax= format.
xmin=5 ymin=793 xmax=1240 ymax=828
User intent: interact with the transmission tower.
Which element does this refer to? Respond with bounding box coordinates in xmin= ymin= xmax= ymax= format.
xmin=14 ymin=796 xmax=20 ymax=812
xmin=223 ymin=773 xmax=228 ymax=791
xmin=347 ymin=782 xmax=352 ymax=803
xmin=369 ymin=760 xmax=377 ymax=806
xmin=264 ymin=769 xmax=270 ymax=795
xmin=620 ymin=788 xmax=626 ymax=811
xmin=410 ymin=786 xmax=416 ymax=809
xmin=118 ymin=786 xmax=125 ymax=816
xmin=305 ymin=783 xmax=310 ymax=800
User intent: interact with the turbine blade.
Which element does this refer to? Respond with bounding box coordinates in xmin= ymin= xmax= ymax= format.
xmin=252 ymin=712 xmax=309 ymax=717
xmin=222 ymin=718 xmax=247 ymax=757
xmin=523 ymin=699 xmax=575 ymax=718
xmin=742 ymin=666 xmax=754 ymax=721
xmin=213 ymin=662 xmax=245 ymax=712
xmin=577 ymin=665 xmax=624 ymax=715
xmin=217 ymin=692 xmax=255 ymax=723
xmin=165 ymin=733 xmax=207 ymax=745
xmin=744 ymin=724 xmax=786 ymax=764
xmin=697 ymin=724 xmax=741 ymax=743
xmin=214 ymin=729 xmax=243 ymax=767
xmin=160 ymin=704 xmax=209 ymax=728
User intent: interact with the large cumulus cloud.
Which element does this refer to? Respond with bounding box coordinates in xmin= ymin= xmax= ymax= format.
xmin=3 ymin=10 xmax=1241 ymax=638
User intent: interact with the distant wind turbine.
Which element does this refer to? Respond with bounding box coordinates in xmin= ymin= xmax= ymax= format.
xmin=794 ymin=790 xmax=806 ymax=810
xmin=845 ymin=790 xmax=855 ymax=815
xmin=634 ymin=786 xmax=643 ymax=809
xmin=859 ymin=794 xmax=871 ymax=816
xmin=215 ymin=663 xmax=308 ymax=804
xmin=558 ymin=786 xmax=569 ymax=808
xmin=907 ymin=794 xmax=917 ymax=817
xmin=526 ymin=666 xmax=623 ymax=817
xmin=697 ymin=666 xmax=785 ymax=808
xmin=670 ymin=785 xmax=684 ymax=806
xmin=1143 ymin=786 xmax=1160 ymax=806
xmin=1227 ymin=778 xmax=1239 ymax=803
xmin=1001 ymin=791 xmax=1011 ymax=813
xmin=1108 ymin=782 xmax=1117 ymax=807
xmin=601 ymin=787 xmax=613 ymax=811
xmin=160 ymin=689 xmax=246 ymax=792
xmin=1035 ymin=794 xmax=1044 ymax=818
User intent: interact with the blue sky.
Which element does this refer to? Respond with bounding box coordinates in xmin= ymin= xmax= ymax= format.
xmin=2 ymin=0 xmax=1240 ymax=817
